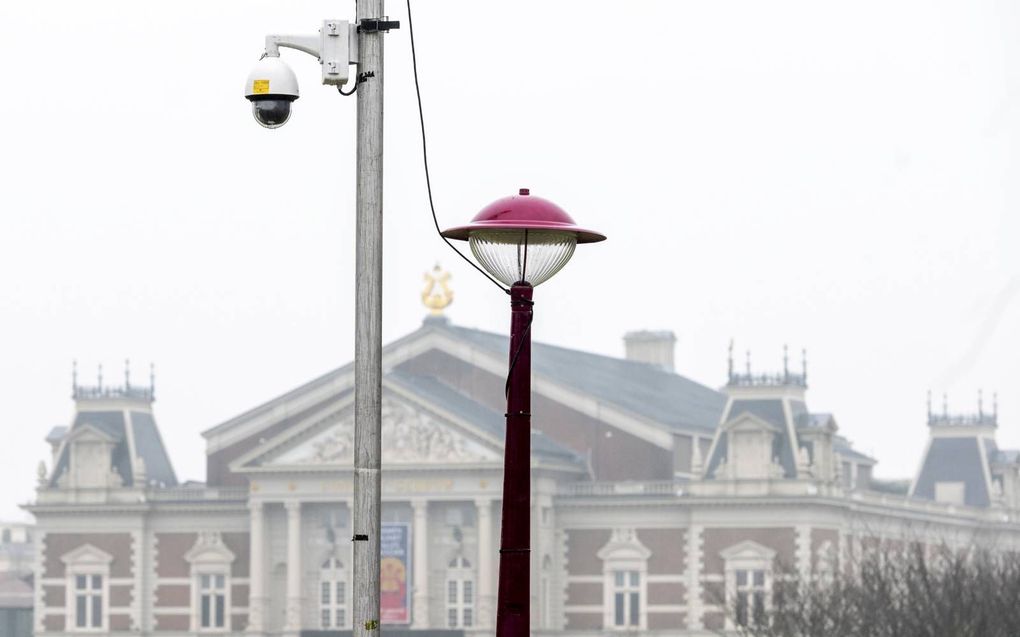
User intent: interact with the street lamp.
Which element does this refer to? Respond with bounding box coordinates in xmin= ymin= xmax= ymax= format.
xmin=442 ymin=188 xmax=605 ymax=637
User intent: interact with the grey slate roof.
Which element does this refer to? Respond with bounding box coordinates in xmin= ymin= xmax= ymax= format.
xmin=50 ymin=409 xmax=177 ymax=488
xmin=130 ymin=411 xmax=178 ymax=486
xmin=387 ymin=369 xmax=584 ymax=465
xmin=834 ymin=435 xmax=876 ymax=463
xmin=438 ymin=322 xmax=727 ymax=434
xmin=912 ymin=437 xmax=990 ymax=507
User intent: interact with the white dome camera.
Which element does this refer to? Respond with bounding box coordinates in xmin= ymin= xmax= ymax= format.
xmin=244 ymin=57 xmax=300 ymax=129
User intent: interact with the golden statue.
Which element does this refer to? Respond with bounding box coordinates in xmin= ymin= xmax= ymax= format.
xmin=422 ymin=264 xmax=453 ymax=316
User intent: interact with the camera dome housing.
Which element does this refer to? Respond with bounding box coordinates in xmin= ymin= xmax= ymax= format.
xmin=245 ymin=57 xmax=300 ymax=129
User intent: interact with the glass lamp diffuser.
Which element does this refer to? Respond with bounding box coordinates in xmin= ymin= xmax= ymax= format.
xmin=442 ymin=189 xmax=605 ymax=287
xmin=469 ymin=229 xmax=576 ymax=287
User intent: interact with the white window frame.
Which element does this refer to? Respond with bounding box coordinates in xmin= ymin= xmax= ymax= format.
xmin=597 ymin=528 xmax=651 ymax=631
xmin=184 ymin=533 xmax=235 ymax=633
xmin=319 ymin=557 xmax=348 ymax=629
xmin=61 ymin=544 xmax=112 ymax=634
xmin=445 ymin=555 xmax=475 ymax=628
xmin=195 ymin=572 xmax=229 ymax=631
xmin=720 ymin=541 xmax=776 ymax=630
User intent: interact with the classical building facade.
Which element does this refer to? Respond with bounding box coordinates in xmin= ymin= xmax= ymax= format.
xmin=28 ymin=311 xmax=1020 ymax=636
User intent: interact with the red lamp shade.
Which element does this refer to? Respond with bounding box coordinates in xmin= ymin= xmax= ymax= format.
xmin=442 ymin=189 xmax=606 ymax=287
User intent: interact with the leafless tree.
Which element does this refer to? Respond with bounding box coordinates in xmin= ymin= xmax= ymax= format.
xmin=720 ymin=543 xmax=1020 ymax=637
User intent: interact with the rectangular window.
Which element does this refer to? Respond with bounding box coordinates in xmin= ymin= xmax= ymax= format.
xmin=611 ymin=570 xmax=640 ymax=628
xmin=448 ymin=580 xmax=457 ymax=604
xmin=321 ymin=582 xmax=331 ymax=605
xmin=463 ymin=608 xmax=473 ymax=627
xmin=72 ymin=572 xmax=104 ymax=630
xmin=734 ymin=569 xmax=767 ymax=627
xmin=321 ymin=609 xmax=331 ymax=629
xmin=448 ymin=607 xmax=458 ymax=628
xmin=199 ymin=572 xmax=227 ymax=630
xmin=463 ymin=580 xmax=473 ymax=604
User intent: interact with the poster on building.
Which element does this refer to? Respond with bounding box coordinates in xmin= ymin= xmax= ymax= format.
xmin=380 ymin=523 xmax=411 ymax=624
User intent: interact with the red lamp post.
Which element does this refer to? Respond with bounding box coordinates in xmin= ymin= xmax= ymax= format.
xmin=443 ymin=189 xmax=605 ymax=637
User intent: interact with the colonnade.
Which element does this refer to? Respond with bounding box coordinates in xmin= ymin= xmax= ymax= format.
xmin=245 ymin=497 xmax=497 ymax=635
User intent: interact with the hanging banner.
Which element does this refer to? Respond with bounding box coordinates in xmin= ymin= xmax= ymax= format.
xmin=380 ymin=523 xmax=411 ymax=624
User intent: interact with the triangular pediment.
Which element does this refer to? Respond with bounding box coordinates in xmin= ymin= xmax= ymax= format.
xmin=719 ymin=540 xmax=777 ymax=561
xmin=237 ymin=388 xmax=502 ymax=470
xmin=65 ymin=423 xmax=119 ymax=445
xmin=722 ymin=411 xmax=783 ymax=434
xmin=61 ymin=543 xmax=113 ymax=567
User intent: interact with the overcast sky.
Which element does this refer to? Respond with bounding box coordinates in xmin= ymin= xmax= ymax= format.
xmin=1 ymin=0 xmax=1018 ymax=520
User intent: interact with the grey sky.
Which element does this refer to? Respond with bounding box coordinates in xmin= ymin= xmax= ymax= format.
xmin=1 ymin=0 xmax=1017 ymax=520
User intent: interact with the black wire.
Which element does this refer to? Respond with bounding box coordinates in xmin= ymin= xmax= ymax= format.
xmin=405 ymin=0 xmax=509 ymax=296
xmin=504 ymin=300 xmax=534 ymax=399
xmin=337 ymin=82 xmax=357 ymax=96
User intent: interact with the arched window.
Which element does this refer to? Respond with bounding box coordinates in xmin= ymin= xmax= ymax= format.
xmin=319 ymin=557 xmax=347 ymax=629
xmin=446 ymin=556 xmax=474 ymax=628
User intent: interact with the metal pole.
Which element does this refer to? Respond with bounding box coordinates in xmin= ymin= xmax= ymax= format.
xmin=353 ymin=0 xmax=384 ymax=635
xmin=496 ymin=283 xmax=534 ymax=637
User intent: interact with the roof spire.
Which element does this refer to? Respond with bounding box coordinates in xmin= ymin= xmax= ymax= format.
xmin=125 ymin=359 xmax=131 ymax=389
xmin=802 ymin=348 xmax=808 ymax=384
xmin=745 ymin=349 xmax=751 ymax=377
xmin=927 ymin=389 xmax=932 ymax=423
xmin=72 ymin=359 xmax=78 ymax=399
xmin=978 ymin=389 xmax=984 ymax=418
xmin=98 ymin=363 xmax=103 ymax=390
xmin=727 ymin=339 xmax=734 ymax=381
xmin=150 ymin=363 xmax=156 ymax=400
xmin=783 ymin=344 xmax=789 ymax=382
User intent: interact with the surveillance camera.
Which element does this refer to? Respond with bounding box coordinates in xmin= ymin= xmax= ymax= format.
xmin=244 ymin=57 xmax=300 ymax=129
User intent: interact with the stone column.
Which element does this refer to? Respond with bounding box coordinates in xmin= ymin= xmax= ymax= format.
xmin=476 ymin=497 xmax=495 ymax=628
xmin=247 ymin=501 xmax=266 ymax=636
xmin=285 ymin=501 xmax=303 ymax=635
xmin=411 ymin=499 xmax=429 ymax=628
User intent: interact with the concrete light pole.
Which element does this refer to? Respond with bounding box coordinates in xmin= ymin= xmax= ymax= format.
xmin=243 ymin=5 xmax=397 ymax=636
xmin=352 ymin=1 xmax=385 ymax=635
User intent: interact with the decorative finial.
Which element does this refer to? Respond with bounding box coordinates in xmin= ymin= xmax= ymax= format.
xmin=72 ymin=360 xmax=78 ymax=398
xmin=927 ymin=390 xmax=932 ymax=421
xmin=37 ymin=461 xmax=47 ymax=487
xmin=727 ymin=339 xmax=734 ymax=380
xmin=125 ymin=359 xmax=131 ymax=389
xmin=98 ymin=364 xmax=103 ymax=390
xmin=978 ymin=389 xmax=984 ymax=418
xmin=149 ymin=363 xmax=156 ymax=400
xmin=745 ymin=349 xmax=751 ymax=377
xmin=783 ymin=344 xmax=789 ymax=381
xmin=994 ymin=392 xmax=999 ymax=418
xmin=802 ymin=348 xmax=808 ymax=384
xmin=942 ymin=392 xmax=948 ymax=418
xmin=421 ymin=263 xmax=454 ymax=316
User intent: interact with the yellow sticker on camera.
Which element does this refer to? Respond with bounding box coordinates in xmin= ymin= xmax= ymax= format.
xmin=252 ymin=79 xmax=270 ymax=94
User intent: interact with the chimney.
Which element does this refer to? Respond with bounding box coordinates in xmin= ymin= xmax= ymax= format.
xmin=623 ymin=330 xmax=677 ymax=372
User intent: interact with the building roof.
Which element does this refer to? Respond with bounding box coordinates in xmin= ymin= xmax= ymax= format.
xmin=437 ymin=321 xmax=727 ymax=434
xmin=912 ymin=437 xmax=991 ymax=508
xmin=50 ymin=402 xmax=177 ymax=488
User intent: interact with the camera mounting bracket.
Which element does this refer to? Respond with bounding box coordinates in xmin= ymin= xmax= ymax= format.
xmin=263 ymin=20 xmax=358 ymax=87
